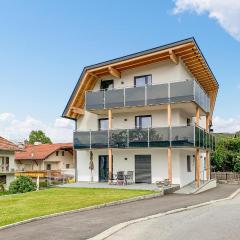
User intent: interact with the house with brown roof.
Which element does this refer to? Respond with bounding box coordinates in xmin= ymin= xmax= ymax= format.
xmin=15 ymin=143 xmax=74 ymax=172
xmin=0 ymin=136 xmax=19 ymax=187
xmin=63 ymin=38 xmax=217 ymax=190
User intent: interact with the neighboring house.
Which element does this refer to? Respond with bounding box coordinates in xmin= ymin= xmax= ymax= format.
xmin=62 ymin=37 xmax=218 ymax=188
xmin=0 ymin=136 xmax=18 ymax=187
xmin=15 ymin=143 xmax=74 ymax=172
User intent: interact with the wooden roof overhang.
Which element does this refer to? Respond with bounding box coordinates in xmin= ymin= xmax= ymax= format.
xmin=63 ymin=38 xmax=219 ymax=120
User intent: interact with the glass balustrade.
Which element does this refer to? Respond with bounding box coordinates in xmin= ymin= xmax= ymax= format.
xmin=85 ymin=79 xmax=210 ymax=113
xmin=74 ymin=126 xmax=215 ymax=150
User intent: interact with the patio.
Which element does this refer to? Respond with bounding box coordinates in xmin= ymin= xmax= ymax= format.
xmin=60 ymin=181 xmax=160 ymax=191
xmin=60 ymin=181 xmax=179 ymax=192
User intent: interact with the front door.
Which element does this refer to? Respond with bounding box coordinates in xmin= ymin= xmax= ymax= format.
xmin=135 ymin=155 xmax=151 ymax=184
xmin=99 ymin=155 xmax=113 ymax=182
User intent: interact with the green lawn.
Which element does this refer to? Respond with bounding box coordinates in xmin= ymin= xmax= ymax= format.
xmin=0 ymin=188 xmax=154 ymax=227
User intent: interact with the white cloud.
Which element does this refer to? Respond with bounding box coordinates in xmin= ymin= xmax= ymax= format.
xmin=173 ymin=0 xmax=240 ymax=41
xmin=0 ymin=112 xmax=74 ymax=143
xmin=213 ymin=116 xmax=240 ymax=133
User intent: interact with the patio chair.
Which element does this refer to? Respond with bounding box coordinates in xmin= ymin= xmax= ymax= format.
xmin=116 ymin=171 xmax=125 ymax=185
xmin=125 ymin=171 xmax=134 ymax=185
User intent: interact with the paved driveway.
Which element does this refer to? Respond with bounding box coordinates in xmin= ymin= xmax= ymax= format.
xmin=0 ymin=184 xmax=238 ymax=240
xmin=107 ymin=189 xmax=240 ymax=240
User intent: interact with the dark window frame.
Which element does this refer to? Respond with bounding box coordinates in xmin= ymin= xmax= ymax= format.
xmin=98 ymin=118 xmax=109 ymax=131
xmin=135 ymin=115 xmax=152 ymax=129
xmin=100 ymin=80 xmax=114 ymax=90
xmin=134 ymin=74 xmax=152 ymax=87
xmin=66 ymin=164 xmax=70 ymax=169
xmin=187 ymin=155 xmax=191 ymax=172
xmin=46 ymin=164 xmax=51 ymax=170
xmin=62 ymin=151 xmax=65 ymax=156
xmin=56 ymin=151 xmax=59 ymax=156
xmin=187 ymin=118 xmax=191 ymax=126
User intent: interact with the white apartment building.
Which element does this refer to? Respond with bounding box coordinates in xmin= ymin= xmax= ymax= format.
xmin=63 ymin=38 xmax=218 ymax=188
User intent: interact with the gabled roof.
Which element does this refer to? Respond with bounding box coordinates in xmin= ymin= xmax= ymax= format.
xmin=15 ymin=143 xmax=72 ymax=160
xmin=63 ymin=37 xmax=219 ymax=119
xmin=0 ymin=136 xmax=18 ymax=151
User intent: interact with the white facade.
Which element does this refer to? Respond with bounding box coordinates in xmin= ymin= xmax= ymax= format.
xmin=75 ymin=58 xmax=211 ymax=188
xmin=0 ymin=150 xmax=16 ymax=188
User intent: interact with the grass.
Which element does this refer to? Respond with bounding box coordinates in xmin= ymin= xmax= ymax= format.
xmin=0 ymin=187 xmax=154 ymax=227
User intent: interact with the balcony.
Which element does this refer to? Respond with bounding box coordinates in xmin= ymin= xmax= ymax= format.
xmin=85 ymin=79 xmax=210 ymax=113
xmin=74 ymin=126 xmax=215 ymax=150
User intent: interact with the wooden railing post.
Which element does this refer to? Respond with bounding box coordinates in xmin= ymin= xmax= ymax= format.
xmin=108 ymin=110 xmax=113 ymax=184
xmin=195 ymin=106 xmax=200 ymax=187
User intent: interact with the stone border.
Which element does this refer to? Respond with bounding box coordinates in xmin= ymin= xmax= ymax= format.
xmin=88 ymin=187 xmax=240 ymax=240
xmin=0 ymin=191 xmax=163 ymax=231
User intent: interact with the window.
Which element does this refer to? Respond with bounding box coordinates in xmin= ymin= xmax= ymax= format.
xmin=62 ymin=151 xmax=65 ymax=156
xmin=187 ymin=118 xmax=191 ymax=126
xmin=100 ymin=80 xmax=114 ymax=90
xmin=98 ymin=118 xmax=109 ymax=131
xmin=46 ymin=164 xmax=51 ymax=170
xmin=135 ymin=115 xmax=152 ymax=128
xmin=134 ymin=75 xmax=152 ymax=87
xmin=56 ymin=151 xmax=59 ymax=156
xmin=187 ymin=155 xmax=191 ymax=172
xmin=66 ymin=164 xmax=70 ymax=169
xmin=5 ymin=157 xmax=9 ymax=171
xmin=0 ymin=175 xmax=6 ymax=185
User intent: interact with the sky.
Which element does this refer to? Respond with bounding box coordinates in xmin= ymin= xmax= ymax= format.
xmin=0 ymin=0 xmax=240 ymax=143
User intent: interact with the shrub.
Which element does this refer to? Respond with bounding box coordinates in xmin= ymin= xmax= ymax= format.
xmin=9 ymin=176 xmax=37 ymax=194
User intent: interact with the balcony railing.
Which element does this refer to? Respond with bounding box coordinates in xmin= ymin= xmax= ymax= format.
xmin=74 ymin=126 xmax=215 ymax=150
xmin=85 ymin=79 xmax=210 ymax=113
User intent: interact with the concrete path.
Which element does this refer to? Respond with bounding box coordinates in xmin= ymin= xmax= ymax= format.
xmin=0 ymin=184 xmax=238 ymax=240
xmin=106 ymin=189 xmax=240 ymax=240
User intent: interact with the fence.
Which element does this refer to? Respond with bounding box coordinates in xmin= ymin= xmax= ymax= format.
xmin=211 ymin=172 xmax=240 ymax=182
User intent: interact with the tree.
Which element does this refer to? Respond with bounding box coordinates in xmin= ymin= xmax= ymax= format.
xmin=28 ymin=130 xmax=52 ymax=144
xmin=211 ymin=136 xmax=240 ymax=172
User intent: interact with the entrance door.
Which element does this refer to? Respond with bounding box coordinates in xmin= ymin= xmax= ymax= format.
xmin=99 ymin=155 xmax=113 ymax=182
xmin=135 ymin=155 xmax=151 ymax=184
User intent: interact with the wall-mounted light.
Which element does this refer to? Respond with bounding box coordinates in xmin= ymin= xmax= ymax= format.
xmin=124 ymin=119 xmax=127 ymax=121
xmin=124 ymin=158 xmax=128 ymax=161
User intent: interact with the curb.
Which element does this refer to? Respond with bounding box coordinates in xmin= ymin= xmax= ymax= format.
xmin=88 ymin=187 xmax=240 ymax=240
xmin=0 ymin=191 xmax=163 ymax=231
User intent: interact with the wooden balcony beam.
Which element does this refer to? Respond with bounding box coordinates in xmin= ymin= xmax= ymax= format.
xmin=71 ymin=107 xmax=85 ymax=115
xmin=169 ymin=50 xmax=179 ymax=64
xmin=108 ymin=66 xmax=121 ymax=78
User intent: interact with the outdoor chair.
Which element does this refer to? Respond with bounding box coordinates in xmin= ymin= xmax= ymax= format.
xmin=125 ymin=171 xmax=134 ymax=185
xmin=116 ymin=171 xmax=125 ymax=185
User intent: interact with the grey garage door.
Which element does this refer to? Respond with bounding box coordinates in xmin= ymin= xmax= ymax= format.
xmin=135 ymin=155 xmax=151 ymax=184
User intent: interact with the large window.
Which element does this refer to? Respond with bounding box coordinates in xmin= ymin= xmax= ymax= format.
xmin=98 ymin=118 xmax=109 ymax=131
xmin=135 ymin=115 xmax=152 ymax=128
xmin=134 ymin=75 xmax=152 ymax=87
xmin=100 ymin=80 xmax=114 ymax=90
